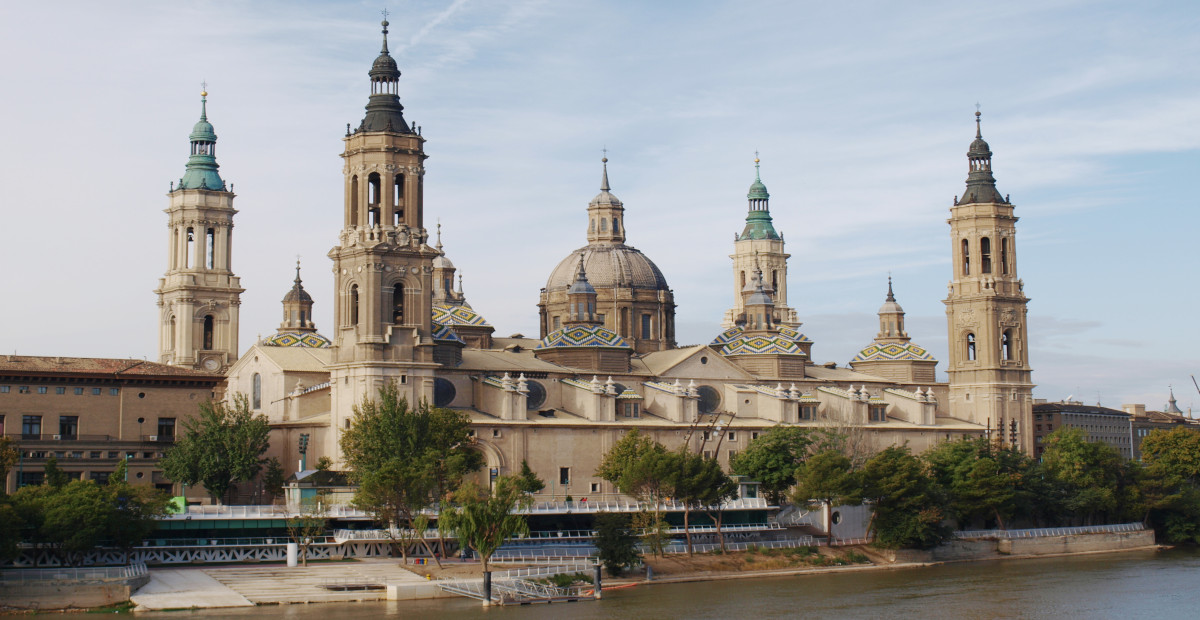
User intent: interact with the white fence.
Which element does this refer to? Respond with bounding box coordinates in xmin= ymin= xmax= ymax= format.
xmin=0 ymin=562 xmax=147 ymax=585
xmin=954 ymin=522 xmax=1145 ymax=540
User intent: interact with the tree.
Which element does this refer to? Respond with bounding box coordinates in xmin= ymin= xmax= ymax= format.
xmin=287 ymin=493 xmax=329 ymax=567
xmin=106 ymin=460 xmax=171 ymax=562
xmin=666 ymin=449 xmax=736 ymax=556
xmin=41 ymin=480 xmax=112 ymax=565
xmin=438 ymin=476 xmax=532 ymax=574
xmin=593 ymin=512 xmax=640 ymax=576
xmin=160 ymin=393 xmax=271 ymax=503
xmin=596 ymin=431 xmax=672 ymax=556
xmin=1135 ymin=428 xmax=1200 ymax=542
xmin=1141 ymin=427 xmax=1200 ymax=485
xmin=729 ymin=426 xmax=812 ymax=505
xmin=0 ymin=500 xmax=21 ymax=562
xmin=792 ymin=450 xmax=861 ymax=534
xmin=315 ymin=456 xmax=333 ymax=472
xmin=0 ymin=436 xmax=19 ymax=495
xmin=923 ymin=437 xmax=1035 ymax=530
xmin=262 ymin=457 xmax=286 ymax=504
xmin=860 ymin=446 xmax=951 ymax=549
xmin=43 ymin=456 xmax=71 ymax=488
xmin=340 ymin=383 xmax=482 ymax=568
xmin=515 ymin=460 xmax=545 ymax=495
xmin=1039 ymin=427 xmax=1125 ymax=525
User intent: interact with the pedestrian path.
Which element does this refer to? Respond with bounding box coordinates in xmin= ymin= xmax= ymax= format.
xmin=131 ymin=568 xmax=254 ymax=610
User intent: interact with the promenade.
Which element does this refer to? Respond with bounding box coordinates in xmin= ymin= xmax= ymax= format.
xmin=131 ymin=559 xmax=429 ymax=610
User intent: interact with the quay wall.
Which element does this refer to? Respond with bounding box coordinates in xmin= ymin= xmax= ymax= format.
xmin=887 ymin=529 xmax=1156 ymax=564
xmin=1 ymin=573 xmax=149 ymax=610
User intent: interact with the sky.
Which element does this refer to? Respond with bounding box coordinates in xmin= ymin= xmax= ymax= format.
xmin=1 ymin=0 xmax=1197 ymax=411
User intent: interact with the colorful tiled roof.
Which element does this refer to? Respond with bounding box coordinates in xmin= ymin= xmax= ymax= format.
xmin=719 ymin=334 xmax=804 ymax=356
xmin=432 ymin=322 xmax=466 ymax=344
xmin=617 ymin=388 xmax=643 ymax=400
xmin=850 ymin=342 xmax=935 ymax=363
xmin=711 ymin=326 xmax=812 ymax=347
xmin=433 ymin=304 xmax=491 ymax=327
xmin=264 ymin=332 xmax=332 ymax=348
xmin=536 ymin=325 xmax=631 ymax=350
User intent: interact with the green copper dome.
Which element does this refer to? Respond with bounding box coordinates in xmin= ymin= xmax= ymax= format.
xmin=739 ymin=158 xmax=779 ymax=241
xmin=178 ymin=92 xmax=225 ymax=191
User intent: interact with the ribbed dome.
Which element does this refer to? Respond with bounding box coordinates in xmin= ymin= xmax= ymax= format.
xmin=748 ymin=178 xmax=769 ymax=200
xmin=282 ymin=286 xmax=312 ymax=303
xmin=545 ymin=245 xmax=670 ymax=292
xmin=433 ymin=254 xmax=455 ymax=269
xmin=372 ymin=52 xmax=399 ymax=76
xmin=190 ymin=118 xmax=216 ymax=143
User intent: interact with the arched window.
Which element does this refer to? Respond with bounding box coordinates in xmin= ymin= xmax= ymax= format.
xmin=590 ymin=219 xmax=595 ymax=233
xmin=980 ymin=237 xmax=992 ymax=274
xmin=961 ymin=239 xmax=970 ymax=275
xmin=350 ymin=285 xmax=360 ymax=326
xmin=367 ymin=173 xmax=381 ymax=227
xmin=967 ymin=333 xmax=976 ymax=361
xmin=168 ymin=316 xmax=176 ymax=350
xmin=203 ymin=315 xmax=214 ymax=350
xmin=612 ymin=218 xmax=619 ymax=233
xmin=1001 ymin=238 xmax=1010 ymax=275
xmin=772 ymin=270 xmax=778 ymax=291
xmin=393 ymin=173 xmax=405 ymax=215
xmin=740 ymin=271 xmax=747 ymax=289
xmin=350 ymin=176 xmax=359 ymax=226
xmin=252 ymin=373 xmax=261 ymax=410
xmin=600 ymin=219 xmax=608 ymax=232
xmin=393 ymin=284 xmax=404 ymax=324
xmin=205 ymin=228 xmax=215 ymax=269
xmin=299 ymin=310 xmax=306 ymax=326
xmin=186 ymin=227 xmax=195 ymax=269
xmin=1002 ymin=329 xmax=1014 ymax=361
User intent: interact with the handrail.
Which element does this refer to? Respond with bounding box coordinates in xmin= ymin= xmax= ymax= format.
xmin=954 ymin=522 xmax=1145 ymax=540
xmin=0 ymin=562 xmax=147 ymax=585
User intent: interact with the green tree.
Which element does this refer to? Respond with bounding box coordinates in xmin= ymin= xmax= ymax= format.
xmin=41 ymin=480 xmax=112 ymax=565
xmin=1040 ymin=427 xmax=1125 ymax=525
xmin=160 ymin=394 xmax=271 ymax=504
xmin=923 ymin=437 xmax=1035 ymax=530
xmin=340 ymin=383 xmax=482 ymax=568
xmin=438 ymin=475 xmax=531 ymax=574
xmin=106 ymin=460 xmax=171 ymax=562
xmin=666 ymin=449 xmax=736 ymax=556
xmin=1141 ymin=427 xmax=1200 ymax=485
xmin=0 ymin=436 xmax=19 ymax=495
xmin=1136 ymin=428 xmax=1200 ymax=542
xmin=43 ymin=456 xmax=71 ymax=488
xmin=0 ymin=500 xmax=21 ymax=562
xmin=860 ymin=446 xmax=951 ymax=549
xmin=262 ymin=457 xmax=287 ymax=504
xmin=792 ymin=449 xmax=861 ymax=533
xmin=596 ymin=431 xmax=672 ymax=556
xmin=315 ymin=456 xmax=333 ymax=471
xmin=515 ymin=460 xmax=545 ymax=495
xmin=729 ymin=426 xmax=812 ymax=505
xmin=593 ymin=511 xmax=641 ymax=576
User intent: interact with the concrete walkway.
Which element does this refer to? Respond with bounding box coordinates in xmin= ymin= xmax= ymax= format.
xmin=132 ymin=560 xmax=429 ymax=610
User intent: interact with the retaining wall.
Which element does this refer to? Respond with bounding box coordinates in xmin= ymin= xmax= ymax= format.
xmin=884 ymin=529 xmax=1156 ymax=564
xmin=0 ymin=574 xmax=149 ymax=610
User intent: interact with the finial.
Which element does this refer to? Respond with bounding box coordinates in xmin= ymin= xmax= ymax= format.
xmin=886 ymin=275 xmax=895 ymax=302
xmin=380 ymin=9 xmax=391 ymax=54
xmin=577 ymin=254 xmax=588 ymax=281
xmin=436 ymin=219 xmax=443 ymax=251
xmin=975 ymin=103 xmax=982 ymax=139
xmin=200 ymin=81 xmax=209 ymax=120
xmin=294 ymin=257 xmax=302 ymax=284
xmin=600 ymin=152 xmax=610 ymax=191
xmin=457 ymin=273 xmax=464 ymax=293
xmin=754 ymin=150 xmax=761 ymax=180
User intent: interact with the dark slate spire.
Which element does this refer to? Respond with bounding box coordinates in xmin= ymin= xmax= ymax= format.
xmin=360 ymin=18 xmax=410 ymax=133
xmin=959 ymin=109 xmax=1005 ymax=205
xmin=179 ymin=87 xmax=225 ymax=191
xmin=739 ymin=154 xmax=780 ymax=241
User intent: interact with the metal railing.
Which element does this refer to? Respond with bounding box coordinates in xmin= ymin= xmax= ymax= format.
xmin=0 ymin=562 xmax=147 ymax=585
xmin=671 ymin=537 xmax=816 ymax=554
xmin=332 ymin=528 xmax=440 ymax=541
xmin=491 ymin=562 xmax=596 ymax=581
xmin=954 ymin=522 xmax=1145 ymax=540
xmin=139 ymin=535 xmax=335 ymax=547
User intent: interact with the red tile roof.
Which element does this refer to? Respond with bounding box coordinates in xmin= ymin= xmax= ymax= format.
xmin=0 ymin=355 xmax=223 ymax=381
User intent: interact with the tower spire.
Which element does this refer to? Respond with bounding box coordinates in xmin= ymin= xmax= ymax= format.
xmin=178 ymin=87 xmax=225 ymax=191
xmin=360 ymin=16 xmax=409 ymax=133
xmin=960 ymin=107 xmax=1005 ymax=204
xmin=886 ymin=275 xmax=895 ymax=302
xmin=740 ymin=154 xmax=778 ymax=240
xmin=600 ymin=154 xmax=610 ymax=191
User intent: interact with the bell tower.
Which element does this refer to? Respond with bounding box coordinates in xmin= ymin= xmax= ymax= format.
xmin=723 ymin=156 xmax=798 ymax=329
xmin=155 ymin=89 xmax=243 ymax=373
xmin=328 ymin=19 xmax=438 ymax=452
xmin=943 ymin=111 xmax=1034 ymax=452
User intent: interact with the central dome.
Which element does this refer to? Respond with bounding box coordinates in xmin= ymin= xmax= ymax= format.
xmin=545 ymin=244 xmax=670 ymax=292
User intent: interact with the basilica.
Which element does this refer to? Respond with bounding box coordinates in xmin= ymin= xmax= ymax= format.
xmin=156 ymin=20 xmax=1035 ymax=496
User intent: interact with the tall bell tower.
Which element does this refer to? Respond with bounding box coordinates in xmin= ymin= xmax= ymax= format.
xmin=723 ymin=156 xmax=799 ymax=329
xmin=943 ymin=111 xmax=1034 ymax=452
xmin=155 ymin=89 xmax=243 ymax=373
xmin=328 ymin=19 xmax=438 ymax=453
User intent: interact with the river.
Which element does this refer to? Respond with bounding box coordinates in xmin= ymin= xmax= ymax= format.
xmin=48 ymin=547 xmax=1200 ymax=618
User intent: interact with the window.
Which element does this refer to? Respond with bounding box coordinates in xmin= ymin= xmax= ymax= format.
xmin=641 ymin=314 xmax=652 ymax=339
xmin=350 ymin=175 xmax=360 ymax=226
xmin=751 ymin=432 xmax=760 ymax=441
xmin=728 ymin=431 xmax=737 ymax=442
xmin=55 ymin=387 xmax=65 ymax=395
xmin=559 ymin=467 xmax=570 ymax=485
xmin=800 ymin=405 xmax=817 ymax=421
xmin=0 ymin=386 xmax=7 ymax=393
xmin=37 ymin=386 xmax=47 ymax=394
xmin=350 ymin=285 xmax=360 ymax=325
xmin=492 ymin=428 xmax=501 ymax=438
xmin=252 ymin=373 xmax=262 ymax=409
xmin=702 ymin=430 xmax=712 ymax=441
xmin=967 ymin=333 xmax=976 ymax=361
xmin=90 ymin=451 xmax=101 ymax=459
xmin=728 ymin=450 xmax=738 ymax=461
xmin=74 ymin=387 xmax=84 ymax=395
xmin=869 ymin=406 xmax=887 ymax=422
xmin=22 ymin=415 xmax=41 ymax=439
xmin=205 ymin=228 xmax=215 ymax=269
xmin=203 ymin=315 xmax=214 ymax=350
xmin=552 ymin=316 xmax=561 ymax=330
xmin=110 ymin=388 xmax=119 ymax=396
xmin=18 ymin=472 xmax=44 ymax=488
xmin=980 ymin=237 xmax=992 ymax=274
xmin=92 ymin=388 xmax=102 ymax=395
xmin=1002 ymin=329 xmax=1014 ymax=361
xmin=157 ymin=417 xmax=175 ymax=441
xmin=590 ymin=482 xmax=601 ymax=493
xmin=107 ymin=451 xmax=118 ymax=459
xmin=58 ymin=416 xmax=78 ymax=440
xmin=392 ymin=284 xmax=404 ymax=324
xmin=393 ymin=174 xmax=405 ymax=224
xmin=18 ymin=386 xmax=29 ymax=394
xmin=1000 ymin=238 xmax=1009 ymax=275
xmin=186 ymin=227 xmax=195 ymax=268
xmin=623 ymin=402 xmax=640 ymax=418
xmin=703 ymin=450 xmax=713 ymax=460
xmin=961 ymin=239 xmax=970 ymax=275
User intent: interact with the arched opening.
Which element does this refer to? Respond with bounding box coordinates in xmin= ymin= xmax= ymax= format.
xmin=367 ymin=172 xmax=381 ymax=227
xmin=171 ymin=229 xmax=179 ymax=269
xmin=590 ymin=219 xmax=595 ymax=233
xmin=252 ymin=373 xmax=261 ymax=409
xmin=1001 ymin=238 xmax=1010 ymax=275
xmin=612 ymin=218 xmax=619 ymax=233
xmin=600 ymin=219 xmax=608 ymax=232
xmin=393 ymin=173 xmax=405 ymax=225
xmin=168 ymin=316 xmax=176 ymax=350
xmin=967 ymin=333 xmax=976 ymax=361
xmin=299 ymin=310 xmax=306 ymax=326
xmin=350 ymin=175 xmax=359 ymax=226
xmin=350 ymin=285 xmax=360 ymax=326
xmin=186 ymin=227 xmax=195 ymax=269
xmin=771 ymin=270 xmax=778 ymax=292
xmin=392 ymin=283 xmax=404 ymax=324
xmin=203 ymin=315 xmax=214 ymax=350
xmin=980 ymin=237 xmax=992 ymax=274
xmin=740 ymin=271 xmax=747 ymax=289
xmin=1002 ymin=329 xmax=1014 ymax=361
xmin=205 ymin=228 xmax=215 ymax=269
xmin=961 ymin=239 xmax=970 ymax=276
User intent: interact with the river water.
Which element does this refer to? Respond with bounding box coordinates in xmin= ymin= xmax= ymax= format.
xmin=53 ymin=547 xmax=1200 ymax=619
